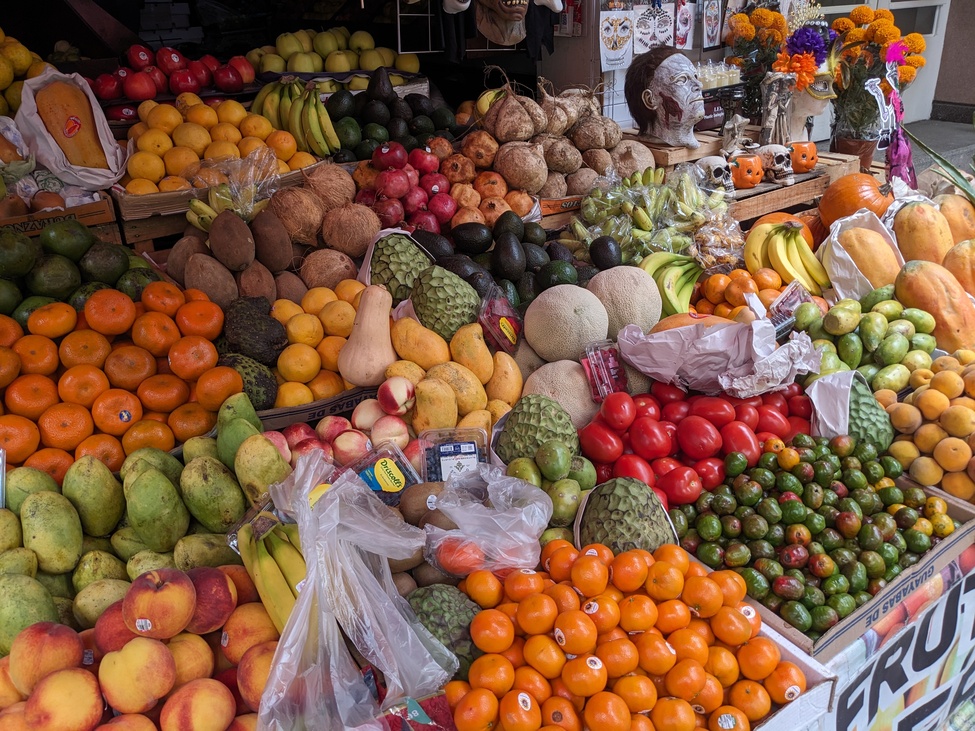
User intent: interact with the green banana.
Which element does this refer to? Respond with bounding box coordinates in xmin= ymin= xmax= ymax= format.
xmin=642 ymin=167 xmax=656 ymax=186
xmin=208 ymin=183 xmax=233 ymax=214
xmin=632 ymin=205 xmax=654 ymax=232
xmin=638 ymin=251 xmax=693 ymax=278
xmin=655 ymin=262 xmax=699 ymax=316
xmin=278 ymin=83 xmax=295 ymax=133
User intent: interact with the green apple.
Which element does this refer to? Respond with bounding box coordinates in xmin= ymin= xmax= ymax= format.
xmin=293 ymin=29 xmax=314 ymax=52
xmin=332 ymin=26 xmax=351 ymax=40
xmin=310 ymin=52 xmax=323 ymax=73
xmin=389 ymin=74 xmax=406 ymax=86
xmin=331 ymin=29 xmax=348 ymax=50
xmin=342 ymin=49 xmax=359 ymax=68
xmin=394 ymin=53 xmax=420 ymax=74
xmin=349 ymin=31 xmax=375 ymax=52
xmin=304 ymin=28 xmax=318 ymax=39
xmin=245 ymin=48 xmax=265 ymax=68
xmin=275 ymin=32 xmax=304 ymax=60
xmin=376 ymin=47 xmax=396 ymax=66
xmin=287 ymin=51 xmax=317 ymax=73
xmin=358 ymin=49 xmax=384 ymax=71
xmin=324 ymin=50 xmax=352 ymax=73
xmin=260 ymin=53 xmax=287 ymax=74
xmin=260 ymin=45 xmax=277 ymax=54
xmin=313 ymin=29 xmax=339 ymax=57
xmin=347 ymin=75 xmax=369 ymax=91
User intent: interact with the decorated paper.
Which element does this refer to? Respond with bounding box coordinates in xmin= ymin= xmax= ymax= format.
xmin=599 ymin=11 xmax=636 ymax=71
xmin=702 ymin=0 xmax=722 ymax=48
xmin=674 ymin=0 xmax=695 ymax=49
xmin=721 ymin=0 xmax=744 ymax=41
xmin=634 ymin=3 xmax=675 ymax=52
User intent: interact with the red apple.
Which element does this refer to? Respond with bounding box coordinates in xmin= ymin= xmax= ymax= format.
xmin=104 ymin=104 xmax=139 ymax=121
xmin=227 ymin=56 xmax=256 ymax=84
xmin=126 ymin=44 xmax=154 ymax=71
xmin=156 ymin=47 xmax=188 ymax=75
xmin=187 ymin=59 xmax=213 ymax=89
xmin=143 ymin=65 xmax=168 ymax=94
xmin=282 ymin=423 xmax=318 ymax=450
xmin=198 ymin=54 xmax=221 ymax=72
xmin=122 ymin=70 xmax=158 ymax=101
xmin=212 ymin=64 xmax=244 ymax=93
xmin=169 ymin=69 xmax=201 ymax=95
xmin=92 ymin=73 xmax=122 ymax=101
xmin=113 ymin=67 xmax=134 ymax=84
xmin=409 ymin=147 xmax=440 ymax=176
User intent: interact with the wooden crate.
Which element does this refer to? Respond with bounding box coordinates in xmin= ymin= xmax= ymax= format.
xmin=621 ymin=125 xmax=763 ymax=169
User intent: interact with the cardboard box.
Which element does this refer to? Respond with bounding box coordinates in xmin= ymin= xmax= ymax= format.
xmin=755 ymin=622 xmax=837 ymax=728
xmin=539 ymin=196 xmax=583 ymax=216
xmin=0 ymin=192 xmax=116 ymax=235
xmin=257 ymin=387 xmax=377 ymax=430
xmin=748 ymin=480 xmax=975 ymax=663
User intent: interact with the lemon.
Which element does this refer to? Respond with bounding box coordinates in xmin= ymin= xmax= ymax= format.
xmin=0 ymin=56 xmax=13 ymax=92
xmin=26 ymin=61 xmax=52 ymax=79
xmin=0 ymin=95 xmax=8 ymax=117
xmin=0 ymin=44 xmax=31 ymax=76
xmin=3 ymin=81 xmax=23 ymax=114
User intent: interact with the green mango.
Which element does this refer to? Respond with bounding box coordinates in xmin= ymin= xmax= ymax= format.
xmin=0 ymin=575 xmax=59 ymax=654
xmin=856 ymin=363 xmax=881 ymax=383
xmin=181 ymin=436 xmax=218 ymax=463
xmin=859 ymin=312 xmax=889 ymax=352
xmin=812 ymin=339 xmax=837 ymax=354
xmin=859 ymin=285 xmax=896 ymax=313
xmin=120 ymin=448 xmax=184 ymax=487
xmin=911 ymin=333 xmax=938 ymax=354
xmin=875 ymin=333 xmax=910 ymax=367
xmin=20 ymin=492 xmax=83 ymax=575
xmin=173 ymin=534 xmax=244 ymax=571
xmin=217 ymin=418 xmax=261 ymax=470
xmin=62 ymin=457 xmax=125 ymax=538
xmin=793 ymin=302 xmax=823 ymax=332
xmin=871 ymin=363 xmax=911 ymax=393
xmin=126 ymin=550 xmax=176 ymax=581
xmin=902 ymin=350 xmax=933 ymax=372
xmin=216 ymin=392 xmax=262 ymax=432
xmin=837 ymin=333 xmax=864 ymax=369
xmin=0 ymin=548 xmax=38 ymax=578
xmin=885 ymin=319 xmax=916 ymax=340
xmin=824 ymin=306 xmax=861 ymax=336
xmin=123 ymin=467 xmax=190 ymax=553
xmin=110 ymin=527 xmax=149 ymax=563
xmin=902 ymin=308 xmax=936 ymax=335
xmin=871 ymin=300 xmax=904 ymax=321
xmin=179 ymin=456 xmax=247 ymax=534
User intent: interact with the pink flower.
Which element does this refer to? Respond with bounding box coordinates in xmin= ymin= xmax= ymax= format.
xmin=882 ymin=39 xmax=909 ymax=64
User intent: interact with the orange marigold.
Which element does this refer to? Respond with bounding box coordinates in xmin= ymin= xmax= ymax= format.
xmin=771 ymin=12 xmax=788 ymax=33
xmin=905 ymin=54 xmax=926 ymax=68
xmin=849 ymin=5 xmax=875 ymax=24
xmin=880 ymin=80 xmax=893 ymax=96
xmin=736 ymin=23 xmax=756 ymax=42
xmin=846 ymin=28 xmax=867 ymax=44
xmin=904 ymin=33 xmax=926 ymax=53
xmin=757 ymin=28 xmax=784 ymax=45
xmin=772 ymin=51 xmax=818 ymax=91
xmin=874 ymin=25 xmax=901 ymax=44
xmin=728 ymin=12 xmax=749 ymax=30
xmin=875 ymin=8 xmax=895 ymax=22
xmin=899 ymin=65 xmax=917 ymax=85
xmin=832 ymin=18 xmax=855 ymax=33
xmin=750 ymin=8 xmax=775 ymax=28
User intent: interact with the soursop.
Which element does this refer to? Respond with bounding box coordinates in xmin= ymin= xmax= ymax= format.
xmin=848 ymin=375 xmax=894 ymax=451
xmin=577 ymin=477 xmax=676 ymax=554
xmin=411 ymin=265 xmax=480 ymax=341
xmin=407 ymin=584 xmax=478 ymax=680
xmin=370 ymin=233 xmax=430 ymax=305
xmin=495 ymin=394 xmax=579 ymax=464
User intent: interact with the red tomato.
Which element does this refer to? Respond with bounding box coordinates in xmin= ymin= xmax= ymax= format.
xmin=651 ymin=382 xmax=687 ymax=405
xmin=595 ymin=462 xmax=614 ymax=483
xmin=686 ymin=394 xmax=703 ymax=405
xmin=620 ymin=431 xmax=632 ymax=454
xmin=735 ymin=404 xmax=760 ymax=431
xmin=719 ymin=421 xmax=761 ymax=467
xmin=675 ymin=415 xmax=723 ymax=460
xmin=756 ymin=405 xmax=792 ymax=437
xmin=726 ymin=395 xmax=762 ymax=408
xmin=689 ymin=396 xmax=736 ymax=429
xmin=579 ymin=422 xmax=624 ymax=464
xmin=651 ymin=457 xmax=681 ymax=476
xmin=630 ymin=417 xmax=673 ymax=461
xmin=761 ymin=392 xmax=789 ymax=415
xmin=755 ymin=431 xmax=781 ymax=448
xmin=788 ymin=395 xmax=812 ymax=419
xmin=613 ymin=454 xmax=656 ymax=485
xmin=656 ymin=466 xmax=703 ymax=505
xmin=787 ymin=416 xmax=812 ymax=442
xmin=782 ymin=382 xmax=803 ymax=399
xmin=693 ymin=457 xmax=726 ymax=489
xmin=661 ymin=422 xmax=679 ymax=456
xmin=633 ymin=394 xmax=661 ymax=420
xmin=600 ymin=392 xmax=636 ymax=432
xmin=662 ymin=401 xmax=690 ymax=424
xmin=652 ymin=487 xmax=670 ymax=512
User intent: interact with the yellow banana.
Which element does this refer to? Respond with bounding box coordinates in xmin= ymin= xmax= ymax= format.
xmin=265 ymin=531 xmax=307 ymax=599
xmin=278 ymin=83 xmax=295 ymax=132
xmin=632 ymin=205 xmax=654 ymax=232
xmin=254 ymin=535 xmax=296 ymax=633
xmin=250 ymin=83 xmax=275 ymax=118
xmin=639 ymin=251 xmax=694 ymax=278
xmin=236 ymin=523 xmax=258 ymax=580
xmin=674 ymin=265 xmax=702 ymax=313
xmin=786 ymin=236 xmax=822 ymax=296
xmin=262 ymin=84 xmax=283 ymax=129
xmin=188 ymin=198 xmax=219 ymax=219
xmin=743 ymin=222 xmax=776 ymax=273
xmin=768 ymin=232 xmax=817 ymax=294
xmin=307 ymin=95 xmax=332 ymax=157
xmin=289 ymin=91 xmax=309 ymax=154
xmin=655 ymin=262 xmax=698 ymax=316
xmin=273 ymin=522 xmax=303 ymax=552
xmin=315 ymin=100 xmax=341 ymax=153
xmin=790 ymin=229 xmax=830 ymax=288
xmin=184 ymin=210 xmax=210 ymax=232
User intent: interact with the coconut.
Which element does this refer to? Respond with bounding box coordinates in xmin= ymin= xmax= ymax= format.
xmin=494 ymin=142 xmax=548 ymax=195
xmin=304 ymin=163 xmax=356 ymax=213
xmin=300 ymin=249 xmax=359 ymax=290
xmin=320 ymin=203 xmax=381 ymax=258
xmin=268 ymin=187 xmax=325 ymax=245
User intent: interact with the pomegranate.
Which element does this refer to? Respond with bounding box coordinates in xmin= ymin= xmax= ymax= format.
xmin=373 ymin=198 xmax=405 ymax=229
xmin=372 ymin=142 xmax=408 ymax=170
xmin=408 ymin=147 xmax=440 ymax=176
xmin=419 ymin=173 xmax=450 ymax=197
xmin=374 ymin=169 xmax=411 ymax=200
xmin=402 ymin=163 xmax=419 ymax=188
xmin=408 ymin=210 xmax=440 ymax=234
xmin=427 ymin=192 xmax=458 ymax=225
xmin=401 ymin=186 xmax=429 ymax=216
xmin=355 ymin=188 xmax=378 ymax=206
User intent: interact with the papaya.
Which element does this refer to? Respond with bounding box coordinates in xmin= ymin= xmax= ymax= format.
xmin=935 ymin=194 xmax=975 ymax=244
xmin=34 ymin=80 xmax=109 ymax=169
xmin=894 ymin=261 xmax=975 ymax=353
xmin=649 ymin=313 xmax=728 ymax=333
xmin=942 ymin=240 xmax=975 ymax=296
xmin=893 ymin=202 xmax=954 ymax=264
xmin=835 ymin=228 xmax=901 ymax=288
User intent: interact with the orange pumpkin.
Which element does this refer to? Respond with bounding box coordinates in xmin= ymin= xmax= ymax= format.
xmin=730 ymin=154 xmax=763 ymax=190
xmin=788 ymin=142 xmax=818 ymax=174
xmin=818 ymin=173 xmax=894 ymax=227
xmin=752 ymin=212 xmax=814 ymax=249
xmin=797 ymin=211 xmax=829 ymax=249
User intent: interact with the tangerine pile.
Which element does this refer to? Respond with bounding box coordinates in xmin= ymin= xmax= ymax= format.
xmin=692 ymin=269 xmax=829 ymax=321
xmin=446 ymin=542 xmax=806 ymax=731
xmin=0 ymin=282 xmax=242 ymax=480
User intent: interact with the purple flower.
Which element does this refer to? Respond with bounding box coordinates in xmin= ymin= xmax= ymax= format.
xmin=788 ymin=26 xmax=827 ymax=65
xmin=828 ymin=29 xmax=838 ymax=44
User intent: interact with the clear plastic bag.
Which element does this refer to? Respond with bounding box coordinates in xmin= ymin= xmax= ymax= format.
xmin=259 ymin=453 xmax=457 ymax=731
xmin=179 ymin=146 xmax=281 ymax=221
xmin=424 ymin=464 xmax=553 ymax=576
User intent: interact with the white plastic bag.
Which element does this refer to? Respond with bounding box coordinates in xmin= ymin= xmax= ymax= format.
xmin=15 ymin=68 xmax=126 ymax=190
xmin=816 ymin=209 xmax=903 ymax=302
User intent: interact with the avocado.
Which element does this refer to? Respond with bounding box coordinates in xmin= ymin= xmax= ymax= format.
xmin=78 ymin=242 xmax=130 ymax=285
xmin=362 ymin=122 xmax=389 ymax=143
xmin=410 ymin=230 xmax=454 ymax=260
xmin=0 ymin=227 xmax=42 ymax=279
xmin=66 ymin=282 xmax=111 ymax=311
xmin=361 ymin=100 xmax=391 ymax=127
xmin=415 ymin=132 xmax=435 ymax=148
xmin=575 ymin=265 xmax=599 ymax=287
xmin=0 ymin=278 xmax=22 ymax=316
xmin=24 ymin=254 xmax=82 ymax=299
xmin=334 ymin=149 xmax=359 ymax=163
xmin=409 ymin=115 xmax=435 ymax=136
xmin=386 ymin=118 xmax=409 ymax=140
xmin=334 ymin=117 xmax=362 ymax=150
xmin=11 ymin=295 xmax=57 ymax=328
xmin=354 ymin=140 xmax=379 ymax=161
xmin=521 ymin=242 xmax=550 ymax=272
xmin=497 ymin=279 xmax=520 ymax=308
xmin=492 ymin=210 xmax=524 ymax=241
xmin=405 ymin=93 xmax=435 ymax=117
xmin=516 ymin=272 xmax=539 ymax=305
xmin=430 ymin=106 xmax=456 ymax=131
xmin=491 ymin=232 xmax=526 ymax=281
xmin=465 ymin=270 xmax=494 ymax=299
xmin=437 ymin=129 xmax=455 ymax=142
xmin=438 ymin=255 xmax=484 ymax=281
xmin=38 ymin=220 xmax=96 ymax=262
xmin=366 ymin=66 xmax=397 ymax=105
xmin=393 ymin=135 xmax=419 ymax=152
xmin=114 ymin=267 xmax=161 ymax=301
xmin=545 ymin=241 xmax=573 ymax=264
xmin=326 ymin=90 xmax=355 ymax=120
xmin=452 ymin=223 xmax=493 ymax=255
xmin=473 ymin=251 xmax=492 ymax=270
xmin=389 ymin=98 xmax=413 ymax=122
xmin=522 ymin=222 xmax=547 ymax=247
xmin=353 ymin=91 xmax=369 ymax=117
xmin=537 ymin=260 xmax=578 ymax=289
xmin=589 ymin=236 xmax=622 ymax=270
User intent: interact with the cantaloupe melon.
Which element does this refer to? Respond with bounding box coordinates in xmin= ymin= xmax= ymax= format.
xmin=523 ymin=285 xmax=609 ymax=362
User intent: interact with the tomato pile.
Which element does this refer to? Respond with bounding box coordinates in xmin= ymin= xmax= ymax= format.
xmin=578 ymin=384 xmax=813 ymax=509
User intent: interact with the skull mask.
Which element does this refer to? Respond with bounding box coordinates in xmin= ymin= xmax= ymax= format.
xmin=696 ymin=156 xmax=734 ymax=197
xmin=757 ymin=144 xmax=794 ymax=187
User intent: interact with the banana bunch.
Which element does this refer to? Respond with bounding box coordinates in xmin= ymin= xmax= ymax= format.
xmin=185 ymin=183 xmax=271 ymax=230
xmin=237 ymin=520 xmax=307 ymax=633
xmin=744 ymin=221 xmax=829 ymax=297
xmin=185 ymin=198 xmax=218 ymax=232
xmin=639 ymin=251 xmax=703 ymax=317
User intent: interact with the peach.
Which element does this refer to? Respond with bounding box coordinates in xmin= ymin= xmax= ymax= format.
xmin=213 ymin=667 xmax=249 ymax=716
xmin=0 ymin=658 xmax=24 ymax=710
xmin=377 ymin=376 xmax=416 ymax=416
xmin=370 ymin=414 xmax=410 ymax=450
xmin=331 ymin=429 xmax=372 ymax=466
xmin=227 ymin=713 xmax=259 ymax=731
xmin=78 ymin=629 xmax=103 ymax=678
xmin=185 ymin=567 xmax=238 ymax=635
xmin=262 ymin=431 xmax=292 ymax=464
xmin=99 ymin=637 xmax=176 ymax=714
xmin=0 ymin=701 xmax=29 ymax=731
xmin=8 ymin=621 xmax=83 ymax=696
xmin=122 ymin=568 xmax=197 ymax=640
xmin=217 ymin=565 xmax=259 ymax=605
xmin=159 ymin=678 xmax=236 ymax=731
xmin=167 ymin=633 xmax=214 ymax=691
xmin=351 ymin=399 xmax=386 ymax=432
xmin=94 ymin=601 xmax=139 ymax=655
xmin=403 ymin=438 xmax=431 ymax=474
xmin=314 ymin=415 xmax=352 ymax=444
xmin=236 ymin=640 xmax=277 ymax=712
xmin=220 ymin=603 xmax=279 ymax=665
xmin=203 ymin=631 xmax=235 ymax=674
xmin=24 ymin=667 xmax=103 ymax=731
xmin=282 ymin=422 xmax=317 ymax=450
xmin=96 ymin=714 xmax=158 ymax=730
xmin=290 ymin=438 xmax=331 ymax=469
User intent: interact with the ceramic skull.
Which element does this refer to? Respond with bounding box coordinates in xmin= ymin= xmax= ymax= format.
xmin=757 ymin=144 xmax=794 ymax=187
xmin=696 ymin=156 xmax=734 ymax=196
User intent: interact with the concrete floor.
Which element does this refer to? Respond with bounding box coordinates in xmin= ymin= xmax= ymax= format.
xmin=883 ymin=119 xmax=975 ymax=174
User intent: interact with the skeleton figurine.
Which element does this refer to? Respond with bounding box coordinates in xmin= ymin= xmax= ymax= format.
xmin=696 ymin=156 xmax=735 ymax=198
xmin=720 ymin=113 xmax=750 ymax=157
xmin=756 ymin=144 xmax=795 ymax=186
xmin=759 ymin=72 xmax=797 ymax=147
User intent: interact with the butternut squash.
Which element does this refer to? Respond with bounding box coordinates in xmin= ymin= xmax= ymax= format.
xmin=894 ymin=261 xmax=975 ymax=352
xmin=836 ymin=227 xmax=901 ymax=288
xmin=337 ymin=285 xmax=397 ymax=387
xmin=34 ymin=81 xmax=109 ymax=169
xmin=941 ymin=240 xmax=975 ymax=296
xmin=935 ymin=194 xmax=975 ymax=244
xmin=893 ymin=202 xmax=954 ymax=264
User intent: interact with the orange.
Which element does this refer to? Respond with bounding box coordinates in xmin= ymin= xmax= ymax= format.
xmin=681 ymin=576 xmax=723 ymax=618
xmin=724 ymin=278 xmax=759 ymax=308
xmin=691 ymin=673 xmax=725 ymax=715
xmin=710 ymin=606 xmax=753 ymax=647
xmin=595 ymin=638 xmax=639 ymax=678
xmin=646 ymin=562 xmax=684 ymax=602
xmin=174 ymin=300 xmax=224 ymax=339
xmin=737 ymin=603 xmax=762 ymax=639
xmin=0 ymin=345 xmax=20 ymax=389
xmin=435 ymin=537 xmax=484 ymax=575
xmin=540 ymin=539 xmax=573 ymax=568
xmin=471 ymin=609 xmax=516 ymax=654
xmin=12 ymin=334 xmax=58 ymax=375
xmin=58 ymin=330 xmax=112 ymax=369
xmin=500 ymin=636 xmax=526 ymax=670
xmin=168 ymin=403 xmax=217 ymax=442
xmin=75 ymin=434 xmax=126 ymax=473
xmin=702 ymin=274 xmax=731 ymax=305
xmin=468 ymin=653 xmax=516 ymax=698
xmin=727 ymin=268 xmax=751 ymax=280
xmin=131 ymin=312 xmax=181 ymax=357
xmin=167 ymin=335 xmax=218 ymax=382
xmin=23 ymin=447 xmax=74 ymax=486
xmin=103 ymin=345 xmax=157 ymax=391
xmin=0 ymin=414 xmax=40 ymax=463
xmin=544 ymin=583 xmax=581 ymax=614
xmin=315 ymin=335 xmax=346 ymax=372
xmin=26 ymin=302 xmax=77 ymax=338
xmin=553 ymin=610 xmax=598 ymax=656
xmin=547 ymin=546 xmax=580 ymax=582
xmin=561 ymin=654 xmax=607 ymax=697
xmin=705 ymin=646 xmax=740 ymax=688
xmin=686 ymin=618 xmax=715 ymax=645
xmin=334 ymin=279 xmax=366 ymax=304
xmin=612 ymin=674 xmax=657 ymax=714
xmin=524 ymin=635 xmax=567 ymax=680
xmin=752 ymin=268 xmax=782 ymax=290
xmin=58 ymin=365 xmax=110 ymax=409
xmin=499 ymin=689 xmax=542 ymax=731
xmin=513 ymin=666 xmax=552 ymax=705
xmin=137 ymin=373 xmax=190 ymax=412
xmin=91 ymin=388 xmax=144 ymax=436
xmin=444 ymin=680 xmax=472 ymax=709
xmin=665 ymin=658 xmax=706 ymax=701
xmin=668 ymin=628 xmax=710 ymax=665
xmin=635 ymin=630 xmax=677 ymax=676
xmin=581 ymin=595 xmax=620 ymax=633
xmin=318 ymin=300 xmax=356 ymax=338
xmin=540 ymin=696 xmax=581 ymax=731
xmin=301 ymin=287 xmax=338 ymax=314
xmin=307 ymin=370 xmax=345 ymax=401
xmin=276 ymin=343 xmax=321 ymax=383
xmin=653 ymin=545 xmax=689 ymax=573
xmin=239 ymin=113 xmax=273 ymax=140
xmin=685 ymin=562 xmax=709 ymax=578
xmin=0 ymin=314 xmax=24 ymax=347
xmin=570 ymin=555 xmax=609 ymax=598
xmin=142 ymin=281 xmax=186 ymax=317
xmin=550 ymin=678 xmax=584 ymax=713
xmin=650 ymin=697 xmax=697 ymax=731
xmin=579 ymin=544 xmax=615 ymax=566
xmin=505 ymin=569 xmax=546 ymax=602
xmin=727 ymin=680 xmax=770 ymax=722
xmin=121 ymin=419 xmax=176 ymax=454
xmin=629 ymin=713 xmax=655 ymax=731
xmin=734 ymin=637 xmax=780 ymax=681
xmin=696 ymin=299 xmax=716 ymax=315
xmin=143 ymin=411 xmax=169 ymax=423
xmin=466 ymin=570 xmax=504 ymax=609
xmin=265 ymin=130 xmax=297 ymax=161
xmin=710 ymin=571 xmax=747 ymax=607
xmin=655 ymin=599 xmax=691 ymax=635
xmin=37 ymin=402 xmax=94 ymax=451
xmin=453 ymin=687 xmax=499 ymax=731
xmin=84 ymin=290 xmax=137 ymax=336
xmin=516 ymin=593 xmax=559 ymax=635
xmin=618 ymin=594 xmax=657 ymax=633
xmin=4 ymin=374 xmax=59 ymax=420
xmin=762 ymin=661 xmax=806 ymax=704
xmin=708 ymin=706 xmax=750 ymax=731
xmin=610 ymin=550 xmax=650 ymax=592
xmin=582 ymin=692 xmax=630 ymax=731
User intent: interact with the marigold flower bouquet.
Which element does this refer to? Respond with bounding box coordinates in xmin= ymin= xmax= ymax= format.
xmin=725 ymin=5 xmax=789 ymax=118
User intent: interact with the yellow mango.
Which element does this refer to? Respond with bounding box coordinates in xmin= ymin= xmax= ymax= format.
xmin=449 ymin=323 xmax=494 ymax=384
